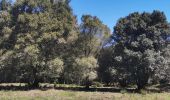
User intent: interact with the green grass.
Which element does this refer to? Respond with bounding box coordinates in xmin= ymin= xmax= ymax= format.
xmin=0 ymin=89 xmax=169 ymax=100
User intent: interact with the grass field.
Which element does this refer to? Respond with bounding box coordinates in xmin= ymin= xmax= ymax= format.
xmin=0 ymin=83 xmax=169 ymax=100
xmin=0 ymin=89 xmax=170 ymax=100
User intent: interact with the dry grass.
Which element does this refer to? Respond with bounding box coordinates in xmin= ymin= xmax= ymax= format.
xmin=0 ymin=83 xmax=169 ymax=100
xmin=0 ymin=89 xmax=170 ymax=100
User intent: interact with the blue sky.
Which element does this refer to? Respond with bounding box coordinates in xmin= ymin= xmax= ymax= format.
xmin=70 ymin=0 xmax=170 ymax=31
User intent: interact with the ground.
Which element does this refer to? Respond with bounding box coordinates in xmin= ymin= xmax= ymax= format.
xmin=0 ymin=89 xmax=170 ymax=100
xmin=0 ymin=83 xmax=170 ymax=100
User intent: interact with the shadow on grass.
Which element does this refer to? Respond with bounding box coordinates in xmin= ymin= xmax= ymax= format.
xmin=156 ymin=84 xmax=170 ymax=92
xmin=54 ymin=87 xmax=122 ymax=93
xmin=0 ymin=84 xmax=169 ymax=93
xmin=0 ymin=85 xmax=122 ymax=92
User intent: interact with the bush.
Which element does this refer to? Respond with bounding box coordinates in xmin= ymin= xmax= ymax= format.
xmin=91 ymin=82 xmax=103 ymax=88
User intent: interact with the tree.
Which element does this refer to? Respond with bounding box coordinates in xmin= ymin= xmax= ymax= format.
xmin=72 ymin=56 xmax=98 ymax=88
xmin=158 ymin=44 xmax=170 ymax=84
xmin=63 ymin=15 xmax=110 ymax=84
xmin=0 ymin=0 xmax=11 ymax=11
xmin=0 ymin=0 xmax=17 ymax=83
xmin=0 ymin=0 xmax=78 ymax=87
xmin=0 ymin=50 xmax=19 ymax=83
xmin=98 ymin=46 xmax=115 ymax=85
xmin=112 ymin=11 xmax=170 ymax=90
xmin=46 ymin=58 xmax=64 ymax=83
xmin=76 ymin=15 xmax=110 ymax=57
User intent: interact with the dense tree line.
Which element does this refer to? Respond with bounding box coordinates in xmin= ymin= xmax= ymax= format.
xmin=0 ymin=0 xmax=170 ymax=90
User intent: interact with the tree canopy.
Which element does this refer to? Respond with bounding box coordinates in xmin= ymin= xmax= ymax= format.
xmin=112 ymin=11 xmax=170 ymax=89
xmin=0 ymin=0 xmax=170 ymax=91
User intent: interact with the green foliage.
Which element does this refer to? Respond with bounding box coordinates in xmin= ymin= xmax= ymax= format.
xmin=46 ymin=58 xmax=64 ymax=81
xmin=98 ymin=46 xmax=115 ymax=85
xmin=0 ymin=0 xmax=11 ymax=11
xmin=75 ymin=15 xmax=110 ymax=57
xmin=91 ymin=81 xmax=103 ymax=88
xmin=112 ymin=11 xmax=170 ymax=89
xmin=0 ymin=0 xmax=79 ymax=87
xmin=73 ymin=56 xmax=98 ymax=81
xmin=74 ymin=57 xmax=98 ymax=88
xmin=0 ymin=0 xmax=170 ymax=91
xmin=64 ymin=56 xmax=98 ymax=87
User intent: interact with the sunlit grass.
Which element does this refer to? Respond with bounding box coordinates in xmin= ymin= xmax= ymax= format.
xmin=0 ymin=89 xmax=169 ymax=100
xmin=0 ymin=83 xmax=169 ymax=100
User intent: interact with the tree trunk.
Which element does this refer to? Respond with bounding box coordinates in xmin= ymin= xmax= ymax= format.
xmin=136 ymin=69 xmax=149 ymax=90
xmin=136 ymin=77 xmax=148 ymax=90
xmin=85 ymin=85 xmax=89 ymax=90
xmin=85 ymin=77 xmax=90 ymax=90
xmin=137 ymin=82 xmax=145 ymax=90
xmin=31 ymin=66 xmax=39 ymax=88
xmin=32 ymin=79 xmax=39 ymax=88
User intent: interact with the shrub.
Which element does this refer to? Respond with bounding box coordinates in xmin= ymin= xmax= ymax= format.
xmin=91 ymin=82 xmax=103 ymax=88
